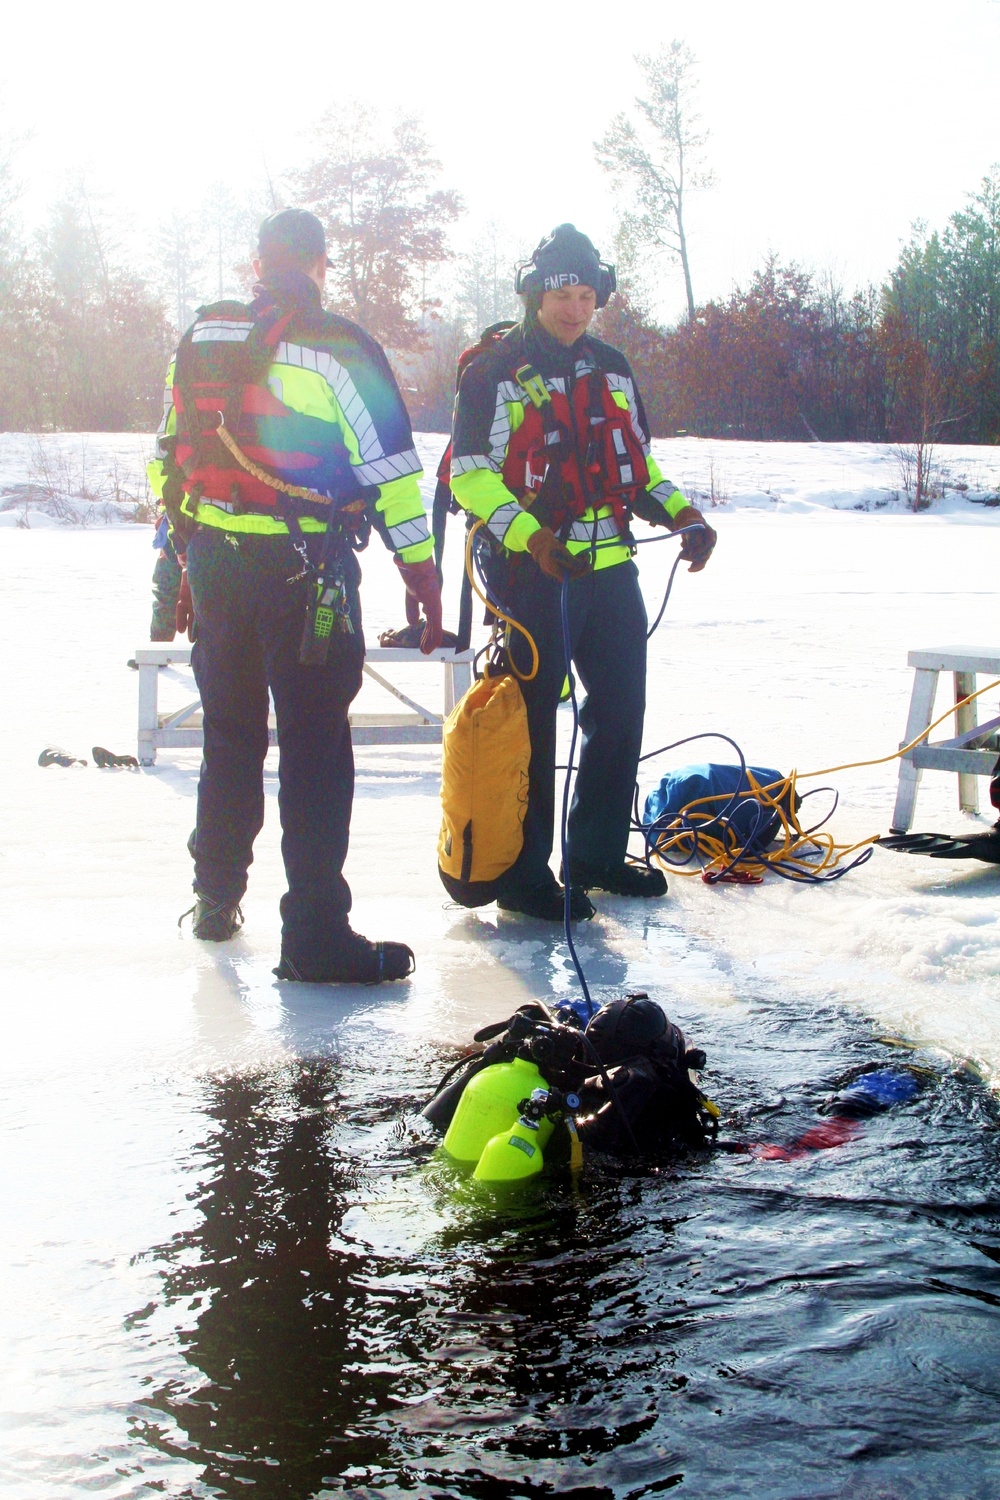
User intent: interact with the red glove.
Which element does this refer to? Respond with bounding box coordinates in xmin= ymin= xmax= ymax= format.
xmin=394 ymin=556 xmax=443 ymax=654
xmin=175 ymin=568 xmax=195 ymax=641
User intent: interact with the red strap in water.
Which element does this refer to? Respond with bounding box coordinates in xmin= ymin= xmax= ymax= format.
xmin=753 ymin=1116 xmax=861 ymax=1162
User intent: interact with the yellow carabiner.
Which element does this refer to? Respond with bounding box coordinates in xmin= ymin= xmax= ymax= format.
xmin=514 ymin=363 xmax=551 ymax=410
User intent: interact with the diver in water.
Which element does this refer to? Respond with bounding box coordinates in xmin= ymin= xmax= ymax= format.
xmin=423 ymin=994 xmax=929 ymax=1181
xmin=424 ymin=994 xmax=716 ymax=1176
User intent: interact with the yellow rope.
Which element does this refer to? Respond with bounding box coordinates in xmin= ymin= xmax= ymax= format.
xmin=798 ymin=676 xmax=1000 ymax=780
xmin=651 ymin=677 xmax=1000 ymax=881
xmin=464 ymin=519 xmax=539 ymax=682
xmin=649 ymin=766 xmax=874 ymax=880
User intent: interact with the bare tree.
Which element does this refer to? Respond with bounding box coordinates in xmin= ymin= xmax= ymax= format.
xmin=455 ymin=221 xmax=522 ymax=332
xmin=292 ymin=104 xmax=462 ymax=351
xmin=595 ymin=41 xmax=714 ymax=323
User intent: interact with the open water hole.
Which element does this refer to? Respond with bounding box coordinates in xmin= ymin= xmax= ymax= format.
xmin=51 ymin=985 xmax=996 ymax=1500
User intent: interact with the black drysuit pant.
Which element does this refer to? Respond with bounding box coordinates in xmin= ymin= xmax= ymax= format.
xmin=503 ymin=558 xmax=647 ymax=891
xmin=186 ymin=526 xmax=363 ymax=959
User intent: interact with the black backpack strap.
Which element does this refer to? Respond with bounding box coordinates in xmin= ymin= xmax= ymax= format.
xmin=229 ymin=304 xmax=295 ymax=430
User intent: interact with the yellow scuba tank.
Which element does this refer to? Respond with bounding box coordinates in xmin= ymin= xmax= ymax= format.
xmin=471 ymin=1087 xmax=576 ymax=1184
xmin=441 ymin=1056 xmax=549 ymax=1166
xmin=474 ymin=1108 xmax=550 ymax=1183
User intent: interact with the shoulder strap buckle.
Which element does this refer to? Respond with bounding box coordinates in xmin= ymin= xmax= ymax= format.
xmin=514 ymin=363 xmax=550 ymax=410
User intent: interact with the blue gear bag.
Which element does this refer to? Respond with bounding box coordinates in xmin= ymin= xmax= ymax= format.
xmin=643 ymin=763 xmax=789 ymax=849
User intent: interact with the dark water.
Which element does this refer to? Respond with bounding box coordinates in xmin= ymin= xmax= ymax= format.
xmin=128 ymin=995 xmax=1000 ymax=1499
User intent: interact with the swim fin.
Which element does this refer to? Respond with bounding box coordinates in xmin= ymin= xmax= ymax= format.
xmin=92 ymin=746 xmax=139 ymax=769
xmin=37 ymin=746 xmax=87 ymax=768
xmin=879 ymin=828 xmax=1000 ymax=863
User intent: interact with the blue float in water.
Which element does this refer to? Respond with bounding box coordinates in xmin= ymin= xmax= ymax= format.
xmin=834 ymin=1068 xmax=922 ymax=1117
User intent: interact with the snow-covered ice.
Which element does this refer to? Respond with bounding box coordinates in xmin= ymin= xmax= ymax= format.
xmin=3 ymin=431 xmax=996 ymax=1075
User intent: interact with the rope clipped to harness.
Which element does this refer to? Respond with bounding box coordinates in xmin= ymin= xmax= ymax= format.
xmin=464 ymin=519 xmax=539 ymax=682
xmin=212 ymin=414 xmax=365 ymax=515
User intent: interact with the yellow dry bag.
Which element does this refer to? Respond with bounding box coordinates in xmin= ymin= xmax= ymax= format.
xmin=437 ymin=671 xmax=530 ymax=906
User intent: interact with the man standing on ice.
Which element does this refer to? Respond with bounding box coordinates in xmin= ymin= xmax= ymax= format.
xmin=148 ymin=209 xmax=442 ymax=983
xmin=449 ymin=224 xmax=716 ymax=921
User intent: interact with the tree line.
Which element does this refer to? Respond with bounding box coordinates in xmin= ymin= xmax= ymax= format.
xmin=591 ymin=170 xmax=1000 ymax=447
xmin=2 ymin=55 xmax=999 ymax=444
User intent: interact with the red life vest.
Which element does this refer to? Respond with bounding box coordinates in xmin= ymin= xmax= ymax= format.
xmin=170 ymin=300 xmax=299 ymax=511
xmin=501 ymin=366 xmax=649 ymax=537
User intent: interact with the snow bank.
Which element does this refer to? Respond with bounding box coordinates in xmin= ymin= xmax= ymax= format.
xmin=3 ymin=431 xmax=1000 ymax=526
xmin=0 ymin=432 xmax=156 ymax=527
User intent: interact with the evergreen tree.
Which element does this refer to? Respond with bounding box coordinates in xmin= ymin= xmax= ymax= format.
xmin=0 ymin=134 xmax=44 ymax=430
xmin=884 ymin=168 xmax=1000 ymax=441
xmin=37 ymin=189 xmax=172 ymax=429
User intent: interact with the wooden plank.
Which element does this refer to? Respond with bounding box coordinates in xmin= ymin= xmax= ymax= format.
xmin=908 ymin=648 xmax=1000 ymax=674
xmin=891 ymin=666 xmax=938 ymax=831
xmin=908 ymin=747 xmax=999 ymax=774
xmin=955 ymin=671 xmax=980 ymax=814
xmin=135 ymin=641 xmax=467 ymax=761
xmin=351 ymin=724 xmax=442 ymax=745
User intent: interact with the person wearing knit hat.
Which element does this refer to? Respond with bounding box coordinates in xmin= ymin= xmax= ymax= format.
xmin=448 ymin=223 xmax=716 ymax=922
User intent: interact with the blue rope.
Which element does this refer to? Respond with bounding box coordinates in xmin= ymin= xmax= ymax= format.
xmin=558 ymin=577 xmax=598 ymax=1022
xmin=553 ymin=525 xmax=700 ymax=1021
xmin=634 ymin=733 xmax=874 ymax=885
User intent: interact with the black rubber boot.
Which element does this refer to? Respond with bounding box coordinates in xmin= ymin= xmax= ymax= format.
xmin=565 ymin=860 xmax=668 ymax=897
xmin=498 ymin=883 xmax=596 ymax=922
xmin=274 ymin=929 xmax=415 ymax=984
xmin=180 ymin=896 xmax=245 ymax=941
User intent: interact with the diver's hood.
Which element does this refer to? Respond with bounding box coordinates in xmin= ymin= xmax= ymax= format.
xmin=585 ymin=994 xmax=701 ymax=1070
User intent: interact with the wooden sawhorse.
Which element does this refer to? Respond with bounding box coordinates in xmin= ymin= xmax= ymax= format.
xmin=890 ymin=647 xmax=1000 ymax=832
xmin=134 ymin=644 xmax=475 ymax=765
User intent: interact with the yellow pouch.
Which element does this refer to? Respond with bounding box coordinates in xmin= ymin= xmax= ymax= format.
xmin=437 ymin=671 xmax=529 ymax=906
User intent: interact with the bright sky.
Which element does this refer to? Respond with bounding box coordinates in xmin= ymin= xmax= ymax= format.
xmin=6 ymin=0 xmax=1000 ymax=322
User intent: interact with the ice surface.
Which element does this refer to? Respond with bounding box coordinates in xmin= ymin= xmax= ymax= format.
xmin=0 ymin=433 xmax=997 ymax=1075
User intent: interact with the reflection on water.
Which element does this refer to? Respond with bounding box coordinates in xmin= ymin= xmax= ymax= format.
xmin=130 ymin=1000 xmax=1000 ymax=1499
